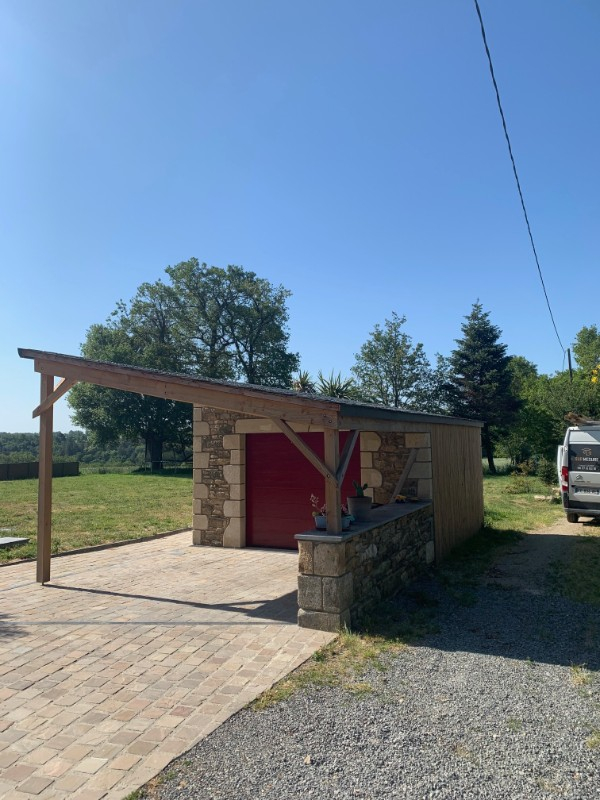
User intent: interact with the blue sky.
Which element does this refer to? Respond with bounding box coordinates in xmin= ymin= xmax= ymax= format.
xmin=2 ymin=0 xmax=599 ymax=432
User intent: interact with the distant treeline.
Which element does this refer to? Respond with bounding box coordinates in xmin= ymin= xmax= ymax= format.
xmin=0 ymin=431 xmax=190 ymax=466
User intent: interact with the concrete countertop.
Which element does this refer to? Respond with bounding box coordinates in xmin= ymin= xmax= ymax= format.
xmin=295 ymin=500 xmax=432 ymax=544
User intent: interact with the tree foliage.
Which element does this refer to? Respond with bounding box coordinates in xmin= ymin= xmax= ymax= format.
xmin=446 ymin=302 xmax=519 ymax=473
xmin=351 ymin=313 xmax=445 ymax=410
xmin=572 ymin=325 xmax=600 ymax=374
xmin=0 ymin=431 xmax=148 ymax=465
xmin=497 ymin=357 xmax=556 ymax=463
xmin=68 ymin=290 xmax=192 ymax=470
xmin=166 ymin=259 xmax=299 ymax=385
xmin=68 ymin=259 xmax=298 ymax=468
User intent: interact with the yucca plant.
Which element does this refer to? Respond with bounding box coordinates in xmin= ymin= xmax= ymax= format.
xmin=316 ymin=370 xmax=358 ymax=399
xmin=293 ymin=370 xmax=316 ymax=393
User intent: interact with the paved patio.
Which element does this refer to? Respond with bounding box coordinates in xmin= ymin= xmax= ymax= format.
xmin=0 ymin=534 xmax=334 ymax=800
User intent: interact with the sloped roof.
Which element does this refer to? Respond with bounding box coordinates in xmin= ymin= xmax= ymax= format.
xmin=19 ymin=348 xmax=482 ymax=429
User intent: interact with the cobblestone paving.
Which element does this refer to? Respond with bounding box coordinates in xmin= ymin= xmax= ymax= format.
xmin=0 ymin=534 xmax=333 ymax=799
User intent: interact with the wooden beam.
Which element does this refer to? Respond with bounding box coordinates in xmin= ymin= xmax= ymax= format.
xmin=271 ymin=418 xmax=334 ymax=481
xmin=336 ymin=429 xmax=359 ymax=486
xmin=37 ymin=373 xmax=54 ymax=584
xmin=324 ymin=429 xmax=342 ymax=533
xmin=29 ymin=357 xmax=340 ymax=428
xmin=388 ymin=449 xmax=418 ymax=502
xmin=32 ymin=378 xmax=76 ymax=418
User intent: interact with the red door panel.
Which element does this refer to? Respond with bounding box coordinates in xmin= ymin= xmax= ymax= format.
xmin=246 ymin=432 xmax=361 ymax=549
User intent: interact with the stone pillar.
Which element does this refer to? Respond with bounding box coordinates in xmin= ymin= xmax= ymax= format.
xmin=359 ymin=431 xmax=381 ymax=500
xmin=405 ymin=432 xmax=432 ymax=501
xmin=192 ymin=406 xmax=246 ymax=547
xmin=298 ymin=540 xmax=353 ymax=632
xmin=222 ymin=434 xmax=246 ymax=547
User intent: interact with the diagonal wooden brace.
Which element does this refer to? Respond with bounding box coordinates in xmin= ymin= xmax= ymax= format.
xmin=32 ymin=378 xmax=77 ymax=418
xmin=271 ymin=418 xmax=335 ymax=481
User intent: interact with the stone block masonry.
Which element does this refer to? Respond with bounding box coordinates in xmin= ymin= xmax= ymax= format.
xmin=296 ymin=503 xmax=434 ymax=632
xmin=193 ymin=406 xmax=248 ymax=547
xmin=364 ymin=431 xmax=432 ymax=504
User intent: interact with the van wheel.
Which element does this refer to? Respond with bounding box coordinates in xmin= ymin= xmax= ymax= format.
xmin=567 ymin=512 xmax=579 ymax=523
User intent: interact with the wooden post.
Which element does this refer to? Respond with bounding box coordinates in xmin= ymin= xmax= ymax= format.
xmin=37 ymin=373 xmax=54 ymax=584
xmin=324 ymin=429 xmax=341 ymax=533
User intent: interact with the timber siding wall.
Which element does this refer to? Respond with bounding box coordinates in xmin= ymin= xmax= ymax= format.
xmin=359 ymin=423 xmax=482 ymax=562
xmin=430 ymin=423 xmax=484 ymax=559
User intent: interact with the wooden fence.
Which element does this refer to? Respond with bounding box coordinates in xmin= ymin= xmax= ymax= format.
xmin=0 ymin=462 xmax=79 ymax=481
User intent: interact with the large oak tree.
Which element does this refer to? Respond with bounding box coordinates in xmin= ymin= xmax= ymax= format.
xmin=68 ymin=260 xmax=299 ymax=469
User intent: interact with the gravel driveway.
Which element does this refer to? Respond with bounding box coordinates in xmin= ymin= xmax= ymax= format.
xmin=143 ymin=524 xmax=600 ymax=800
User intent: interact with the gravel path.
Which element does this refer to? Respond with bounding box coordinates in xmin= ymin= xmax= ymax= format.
xmin=145 ymin=524 xmax=600 ymax=800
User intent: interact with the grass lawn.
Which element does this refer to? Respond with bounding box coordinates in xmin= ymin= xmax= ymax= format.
xmin=483 ymin=472 xmax=563 ymax=532
xmin=0 ymin=472 xmax=192 ymax=563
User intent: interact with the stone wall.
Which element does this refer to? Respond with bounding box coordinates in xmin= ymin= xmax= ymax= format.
xmin=297 ymin=503 xmax=434 ymax=632
xmin=193 ymin=406 xmax=247 ymax=547
xmin=360 ymin=431 xmax=432 ymax=504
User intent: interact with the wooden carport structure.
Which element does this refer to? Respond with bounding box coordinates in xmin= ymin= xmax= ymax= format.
xmin=19 ymin=348 xmax=484 ymax=591
xmin=19 ymin=348 xmax=375 ymax=581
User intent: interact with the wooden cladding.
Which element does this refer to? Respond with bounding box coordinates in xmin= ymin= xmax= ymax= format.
xmin=430 ymin=424 xmax=484 ymax=560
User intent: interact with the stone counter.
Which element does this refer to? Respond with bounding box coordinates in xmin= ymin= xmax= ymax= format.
xmin=295 ymin=502 xmax=434 ymax=632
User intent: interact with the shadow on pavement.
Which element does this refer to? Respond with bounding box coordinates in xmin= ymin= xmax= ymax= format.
xmin=43 ymin=583 xmax=298 ymax=624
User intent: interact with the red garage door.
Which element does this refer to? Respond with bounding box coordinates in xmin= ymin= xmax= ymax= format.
xmin=246 ymin=432 xmax=361 ymax=549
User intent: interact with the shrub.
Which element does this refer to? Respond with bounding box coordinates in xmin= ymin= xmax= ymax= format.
xmin=536 ymin=457 xmax=558 ymax=486
xmin=504 ymin=474 xmax=531 ymax=494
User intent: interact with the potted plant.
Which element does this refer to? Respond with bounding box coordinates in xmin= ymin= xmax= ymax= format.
xmin=341 ymin=503 xmax=352 ymax=531
xmin=347 ymin=481 xmax=372 ymax=522
xmin=310 ymin=494 xmax=327 ymax=530
xmin=310 ymin=495 xmax=352 ymax=531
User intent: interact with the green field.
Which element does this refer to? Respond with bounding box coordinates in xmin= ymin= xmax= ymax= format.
xmin=0 ymin=470 xmax=573 ymax=566
xmin=0 ymin=472 xmax=193 ymax=563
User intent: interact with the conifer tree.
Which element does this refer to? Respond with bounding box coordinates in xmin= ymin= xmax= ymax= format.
xmin=447 ymin=302 xmax=519 ymax=473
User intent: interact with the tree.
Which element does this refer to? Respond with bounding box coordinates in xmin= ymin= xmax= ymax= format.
xmin=166 ymin=259 xmax=299 ymax=386
xmin=351 ymin=313 xmax=443 ymax=410
xmin=68 ymin=259 xmax=299 ymax=467
xmin=68 ymin=285 xmax=192 ymax=470
xmin=446 ymin=302 xmax=519 ymax=473
xmin=497 ymin=357 xmax=556 ymax=463
xmin=573 ymin=325 xmax=600 ymax=374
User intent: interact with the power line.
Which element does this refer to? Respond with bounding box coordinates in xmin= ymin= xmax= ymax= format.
xmin=473 ymin=0 xmax=566 ymax=353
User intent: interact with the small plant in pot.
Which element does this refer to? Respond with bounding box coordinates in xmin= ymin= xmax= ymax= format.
xmin=310 ymin=495 xmax=352 ymax=531
xmin=347 ymin=481 xmax=372 ymax=522
xmin=310 ymin=494 xmax=327 ymax=530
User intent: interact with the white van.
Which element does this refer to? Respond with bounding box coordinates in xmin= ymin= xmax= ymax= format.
xmin=557 ymin=426 xmax=600 ymax=522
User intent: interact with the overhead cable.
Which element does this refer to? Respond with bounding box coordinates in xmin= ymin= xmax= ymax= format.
xmin=473 ymin=0 xmax=565 ymax=353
